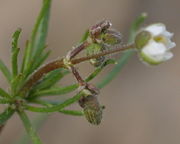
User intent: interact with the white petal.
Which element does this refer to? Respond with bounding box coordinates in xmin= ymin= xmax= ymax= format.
xmin=163 ymin=31 xmax=174 ymax=38
xmin=141 ymin=40 xmax=168 ymax=62
xmin=145 ymin=23 xmax=165 ymax=36
xmin=142 ymin=40 xmax=167 ymax=56
xmin=158 ymin=35 xmax=176 ymax=49
xmin=166 ymin=41 xmax=176 ymax=49
xmin=163 ymin=52 xmax=173 ymax=61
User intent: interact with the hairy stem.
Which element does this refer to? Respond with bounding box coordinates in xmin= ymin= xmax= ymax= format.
xmin=71 ymin=43 xmax=135 ymax=64
xmin=20 ymin=43 xmax=135 ymax=97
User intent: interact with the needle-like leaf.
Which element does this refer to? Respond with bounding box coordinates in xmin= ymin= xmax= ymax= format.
xmin=0 ymin=88 xmax=11 ymax=99
xmin=23 ymin=0 xmax=52 ymax=77
xmin=18 ymin=110 xmax=42 ymax=144
xmin=11 ymin=28 xmax=21 ymax=78
xmin=0 ymin=108 xmax=14 ymax=125
xmin=0 ymin=59 xmax=12 ymax=83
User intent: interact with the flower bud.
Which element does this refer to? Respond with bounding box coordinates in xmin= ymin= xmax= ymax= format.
xmin=87 ymin=24 xmax=122 ymax=67
xmin=102 ymin=29 xmax=122 ymax=46
xmin=86 ymin=43 xmax=105 ymax=67
xmin=78 ymin=89 xmax=103 ymax=125
xmin=135 ymin=23 xmax=176 ymax=65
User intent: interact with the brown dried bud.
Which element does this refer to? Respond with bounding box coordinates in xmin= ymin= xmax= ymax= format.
xmin=90 ymin=20 xmax=112 ymax=37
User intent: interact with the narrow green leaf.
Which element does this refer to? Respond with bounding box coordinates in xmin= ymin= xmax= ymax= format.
xmin=30 ymin=68 xmax=69 ymax=93
xmin=0 ymin=108 xmax=14 ymax=125
xmin=12 ymin=28 xmax=21 ymax=49
xmin=17 ymin=110 xmax=42 ymax=144
xmin=15 ymin=114 xmax=48 ymax=144
xmin=25 ymin=93 xmax=83 ymax=113
xmin=97 ymin=13 xmax=147 ymax=89
xmin=30 ymin=99 xmax=64 ymax=106
xmin=86 ymin=59 xmax=116 ymax=82
xmin=30 ymin=50 xmax=51 ymax=74
xmin=11 ymin=48 xmax=20 ymax=78
xmin=0 ymin=98 xmax=10 ymax=104
xmin=0 ymin=59 xmax=12 ymax=83
xmin=59 ymin=109 xmax=84 ymax=116
xmin=11 ymin=28 xmax=21 ymax=78
xmin=23 ymin=0 xmax=51 ymax=76
xmin=30 ymin=99 xmax=83 ymax=116
xmin=21 ymin=40 xmax=29 ymax=73
xmin=0 ymin=88 xmax=11 ymax=98
xmin=31 ymin=4 xmax=51 ymax=61
xmin=31 ymin=84 xmax=78 ymax=98
xmin=11 ymin=73 xmax=24 ymax=95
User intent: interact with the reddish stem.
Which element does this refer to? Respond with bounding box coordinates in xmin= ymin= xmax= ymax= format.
xmin=20 ymin=43 xmax=135 ymax=97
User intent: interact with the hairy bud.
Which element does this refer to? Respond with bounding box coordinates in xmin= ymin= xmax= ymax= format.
xmin=87 ymin=20 xmax=122 ymax=67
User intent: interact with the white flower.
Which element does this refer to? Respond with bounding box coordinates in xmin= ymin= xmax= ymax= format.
xmin=135 ymin=23 xmax=176 ymax=65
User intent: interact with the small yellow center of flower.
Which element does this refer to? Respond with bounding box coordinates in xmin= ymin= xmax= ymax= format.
xmin=154 ymin=35 xmax=167 ymax=44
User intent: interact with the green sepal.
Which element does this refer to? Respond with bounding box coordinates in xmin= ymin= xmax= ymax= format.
xmin=135 ymin=30 xmax=151 ymax=49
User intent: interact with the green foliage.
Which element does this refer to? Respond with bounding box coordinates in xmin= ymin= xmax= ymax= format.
xmin=0 ymin=88 xmax=11 ymax=98
xmin=25 ymin=93 xmax=83 ymax=113
xmin=22 ymin=0 xmax=51 ymax=76
xmin=28 ymin=68 xmax=69 ymax=96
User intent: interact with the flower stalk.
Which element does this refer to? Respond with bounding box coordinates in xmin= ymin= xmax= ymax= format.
xmin=19 ymin=43 xmax=135 ymax=98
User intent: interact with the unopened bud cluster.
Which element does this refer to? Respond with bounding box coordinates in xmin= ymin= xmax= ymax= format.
xmin=86 ymin=20 xmax=122 ymax=67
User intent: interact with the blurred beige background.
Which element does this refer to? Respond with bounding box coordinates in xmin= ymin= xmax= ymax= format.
xmin=0 ymin=0 xmax=180 ymax=144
